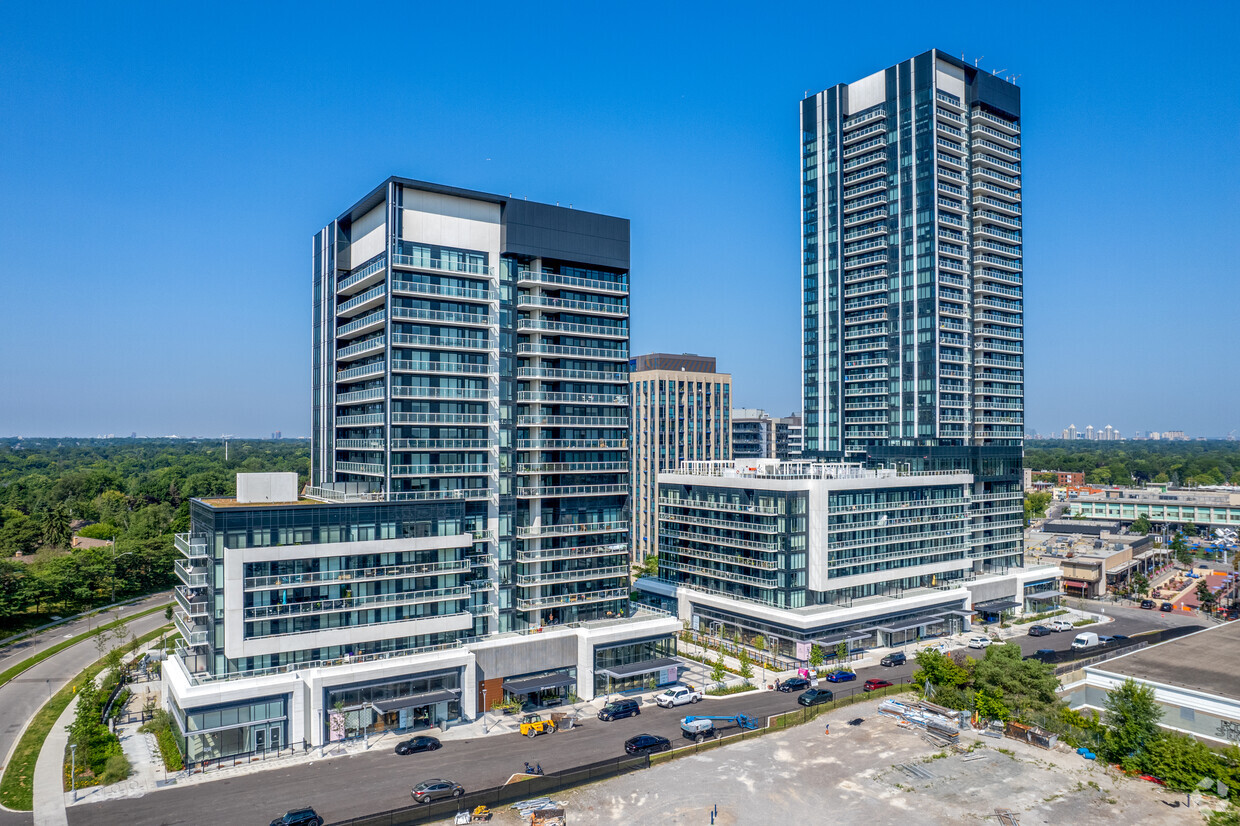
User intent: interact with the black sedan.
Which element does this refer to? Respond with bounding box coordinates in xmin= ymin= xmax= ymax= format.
xmin=395 ymin=735 xmax=442 ymax=755
xmin=1028 ymin=625 xmax=1051 ymax=637
xmin=776 ymin=677 xmax=811 ymax=692
xmin=798 ymin=688 xmax=835 ymax=706
xmin=624 ymin=734 xmax=672 ymax=755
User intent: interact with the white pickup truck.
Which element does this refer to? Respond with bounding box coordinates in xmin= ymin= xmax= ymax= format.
xmin=654 ymin=685 xmax=703 ymax=708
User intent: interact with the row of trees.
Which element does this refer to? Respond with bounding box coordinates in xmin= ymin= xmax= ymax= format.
xmin=1025 ymin=440 xmax=1240 ymax=488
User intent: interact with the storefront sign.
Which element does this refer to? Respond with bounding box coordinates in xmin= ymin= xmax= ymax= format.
xmin=796 ymin=641 xmax=811 ymax=662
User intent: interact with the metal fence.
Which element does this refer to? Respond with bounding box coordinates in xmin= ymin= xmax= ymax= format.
xmin=330 ymin=755 xmax=650 ymax=826
xmin=185 ymin=741 xmax=310 ymax=774
xmin=1047 ymin=624 xmax=1203 ymax=675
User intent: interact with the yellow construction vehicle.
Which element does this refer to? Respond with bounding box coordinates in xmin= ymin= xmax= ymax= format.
xmin=519 ymin=712 xmax=557 ymax=737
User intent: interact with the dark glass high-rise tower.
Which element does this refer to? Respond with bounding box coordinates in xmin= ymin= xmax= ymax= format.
xmin=801 ymin=50 xmax=1024 ymax=574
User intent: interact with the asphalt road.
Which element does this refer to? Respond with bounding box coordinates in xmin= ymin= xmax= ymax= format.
xmin=70 ymin=605 xmax=1206 ymax=826
xmin=0 ymin=594 xmax=173 ymax=796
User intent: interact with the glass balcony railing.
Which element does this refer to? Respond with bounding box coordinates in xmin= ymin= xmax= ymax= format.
xmin=391 ymin=412 xmax=489 ymax=425
xmin=516 ymin=521 xmax=627 ymax=538
xmin=517 ymin=415 xmax=628 ymax=428
xmin=336 ymin=284 xmax=387 ymax=317
xmin=335 ymin=461 xmax=384 ymax=475
xmin=517 ymin=318 xmax=629 ymax=339
xmin=390 ymin=307 xmax=492 ymax=327
xmin=336 ymin=336 xmax=385 ymax=361
xmin=391 ymin=279 xmax=495 ymax=302
xmin=391 ymin=332 xmax=491 ymax=351
xmin=174 ymin=586 xmax=208 ymax=618
xmin=173 ymin=610 xmax=209 ymax=647
xmin=515 ymin=483 xmax=629 ymax=498
xmin=336 ymin=256 xmax=387 ymax=295
xmin=515 ymin=438 xmax=628 ymax=450
xmin=174 ymin=559 xmax=208 ymax=588
xmin=515 ymin=566 xmax=629 ymax=586
xmin=336 ymin=310 xmax=385 ymax=339
xmin=515 ymin=544 xmax=627 ymax=562
xmin=244 ymin=586 xmax=469 ymax=620
xmin=517 ymin=461 xmax=629 ymax=474
xmin=514 ymin=587 xmax=630 ymax=612
xmin=516 ymin=269 xmax=628 ymax=295
xmin=515 ymin=366 xmax=628 ymax=383
xmin=391 ymin=464 xmax=490 ymax=476
xmin=175 ymin=533 xmax=209 ymax=561
xmin=390 ymin=386 xmax=490 ymax=401
xmin=516 ymin=294 xmax=628 ymax=317
xmin=390 ymin=253 xmax=492 ymax=276
xmin=516 ymin=343 xmax=628 ymax=361
xmin=390 ymin=438 xmax=489 ymax=450
xmin=336 ymin=362 xmax=386 ymax=382
xmin=391 ymin=360 xmax=493 ymax=376
xmin=516 ymin=390 xmax=628 ymax=405
xmin=244 ymin=559 xmax=470 ymax=591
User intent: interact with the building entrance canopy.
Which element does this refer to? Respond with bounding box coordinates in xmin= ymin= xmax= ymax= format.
xmin=502 ymin=671 xmax=575 ymax=695
xmin=973 ymin=598 xmax=1020 ymax=613
xmin=371 ymin=689 xmax=459 ymax=714
xmin=597 ymin=656 xmax=680 ymax=680
xmin=1024 ymin=589 xmax=1063 ymax=601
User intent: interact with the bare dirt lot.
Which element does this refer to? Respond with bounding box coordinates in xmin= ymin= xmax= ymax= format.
xmin=484 ymin=698 xmax=1227 ymax=825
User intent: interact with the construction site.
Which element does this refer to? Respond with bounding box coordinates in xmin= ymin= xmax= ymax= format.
xmin=513 ymin=697 xmax=1226 ymax=825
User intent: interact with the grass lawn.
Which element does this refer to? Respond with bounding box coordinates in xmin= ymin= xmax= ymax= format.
xmin=0 ymin=623 xmax=173 ymax=811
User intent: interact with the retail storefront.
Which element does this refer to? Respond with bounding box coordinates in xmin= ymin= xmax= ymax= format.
xmin=593 ymin=636 xmax=678 ymax=695
xmin=973 ymin=597 xmax=1020 ymax=625
xmin=172 ymin=695 xmax=289 ymax=764
xmin=324 ymin=670 xmax=461 ymax=741
xmin=502 ymin=669 xmax=577 ymax=709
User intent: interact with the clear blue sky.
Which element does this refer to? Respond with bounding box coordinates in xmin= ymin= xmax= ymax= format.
xmin=2 ymin=1 xmax=1238 ymax=439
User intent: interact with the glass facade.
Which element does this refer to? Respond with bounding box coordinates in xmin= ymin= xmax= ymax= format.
xmin=593 ymin=636 xmax=678 ymax=694
xmin=324 ymin=671 xmax=461 ymax=741
xmin=172 ymin=695 xmax=289 ymax=764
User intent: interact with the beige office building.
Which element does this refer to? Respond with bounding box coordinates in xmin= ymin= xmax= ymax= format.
xmin=630 ymin=354 xmax=731 ymax=562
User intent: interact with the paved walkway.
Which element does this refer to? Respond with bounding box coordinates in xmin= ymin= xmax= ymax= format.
xmin=32 ymin=691 xmax=76 ymax=826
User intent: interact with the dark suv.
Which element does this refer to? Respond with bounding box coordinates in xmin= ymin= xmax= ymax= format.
xmin=1027 ymin=625 xmax=1051 ymax=637
xmin=1140 ymin=599 xmax=1155 ymax=609
xmin=598 ymin=698 xmax=641 ymax=721
xmin=776 ymin=676 xmax=811 ymax=692
xmin=880 ymin=652 xmax=906 ymax=667
xmin=270 ymin=809 xmax=322 ymax=826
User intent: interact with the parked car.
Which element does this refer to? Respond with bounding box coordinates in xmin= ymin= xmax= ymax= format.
xmin=798 ymin=688 xmax=834 ymax=706
xmin=411 ymin=779 xmax=464 ymax=804
xmin=598 ymin=698 xmax=641 ymax=721
xmin=1047 ymin=619 xmax=1074 ymax=632
xmin=1110 ymin=634 xmax=1129 ymax=641
xmin=967 ymin=636 xmax=992 ymax=649
xmin=863 ymin=679 xmax=893 ymax=692
xmin=880 ymin=652 xmax=906 ymax=667
xmin=1160 ymin=602 xmax=1174 ymax=612
xmin=825 ymin=669 xmax=857 ymax=682
xmin=624 ymin=733 xmax=671 ymax=755
xmin=1140 ymin=599 xmax=1155 ymax=609
xmin=395 ymin=735 xmax=441 ymax=755
xmin=1027 ymin=625 xmax=1051 ymax=637
xmin=1097 ymin=635 xmax=1114 ymax=645
xmin=777 ymin=676 xmax=812 ymax=692
xmin=654 ymin=685 xmax=702 ymax=708
xmin=270 ymin=809 xmax=322 ymax=826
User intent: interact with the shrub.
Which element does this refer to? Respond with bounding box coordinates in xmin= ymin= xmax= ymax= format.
xmin=98 ymin=753 xmax=131 ymax=785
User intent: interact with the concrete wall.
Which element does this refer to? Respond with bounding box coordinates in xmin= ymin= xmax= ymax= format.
xmin=236 ymin=473 xmax=300 ymax=504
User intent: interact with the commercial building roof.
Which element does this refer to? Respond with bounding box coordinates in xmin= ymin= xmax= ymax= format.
xmin=1092 ymin=622 xmax=1240 ymax=701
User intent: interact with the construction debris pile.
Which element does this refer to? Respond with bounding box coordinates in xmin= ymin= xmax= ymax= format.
xmin=877 ymin=698 xmax=961 ymax=744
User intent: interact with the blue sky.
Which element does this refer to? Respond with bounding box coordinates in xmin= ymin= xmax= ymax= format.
xmin=2 ymin=1 xmax=1237 ymax=438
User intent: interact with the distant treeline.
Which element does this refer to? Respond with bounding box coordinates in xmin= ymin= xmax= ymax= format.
xmin=1025 ymin=440 xmax=1240 ymax=487
xmin=0 ymin=439 xmax=309 ymax=626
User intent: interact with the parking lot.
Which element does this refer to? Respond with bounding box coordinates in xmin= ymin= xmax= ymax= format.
xmin=528 ymin=698 xmax=1220 ymax=825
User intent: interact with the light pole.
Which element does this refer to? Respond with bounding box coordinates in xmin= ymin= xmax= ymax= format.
xmin=481 ymin=686 xmax=488 ymax=734
xmin=70 ymin=744 xmax=77 ymax=801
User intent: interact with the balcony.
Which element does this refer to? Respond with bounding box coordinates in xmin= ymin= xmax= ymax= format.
xmin=391 ymin=332 xmax=491 ymax=351
xmin=973 ymin=280 xmax=1022 ymax=299
xmin=937 ymin=197 xmax=965 ymax=214
xmin=843 ymin=311 xmax=887 ymax=325
xmin=973 ymin=122 xmax=1020 ymax=149
xmin=392 ymin=360 xmax=493 ymax=376
xmin=243 ymin=586 xmax=469 ymax=620
xmin=842 ymin=296 xmax=887 ymax=312
xmin=336 ymin=284 xmax=387 ymax=318
xmin=516 ymin=366 xmax=628 ymax=384
xmin=517 ymin=414 xmax=627 ymax=428
xmin=336 ymin=257 xmax=387 ymax=296
xmin=336 ymin=362 xmax=386 ymax=383
xmin=660 ymin=528 xmax=780 ymax=553
xmin=842 ymin=151 xmax=886 ymax=172
xmin=389 ymin=438 xmax=489 ymax=451
xmin=842 ymin=194 xmax=888 ymax=215
xmin=390 ymin=386 xmax=490 ymax=401
xmin=515 ymin=438 xmax=627 ymax=450
xmin=842 ymin=122 xmax=886 ymax=145
xmin=515 ymin=483 xmax=629 ymax=498
xmin=936 ymin=90 xmax=963 ymax=111
xmin=843 ymin=107 xmax=887 ymax=130
xmin=391 ymin=279 xmax=496 ymax=303
xmin=335 ymin=413 xmax=384 ymax=427
xmin=174 ymin=585 xmax=208 ymax=618
xmin=514 ymin=587 xmax=630 ymax=612
xmin=516 ymin=343 xmax=628 ymax=361
xmin=841 ymin=164 xmax=885 ymax=186
xmin=335 ymin=461 xmax=384 ymax=475
xmin=972 ymin=195 xmax=1021 ymax=217
xmin=516 ymin=269 xmax=628 ymax=295
xmin=518 ymin=461 xmax=629 ymax=474
xmin=971 ymin=108 xmax=1020 ymax=135
xmin=842 ymin=135 xmax=885 ymax=158
xmin=335 ymin=438 xmax=386 ymax=450
xmin=173 ymin=610 xmax=209 ymax=648
xmin=973 ymin=255 xmax=1022 ymax=274
xmin=661 ymin=560 xmax=779 ymax=590
xmin=656 ymin=497 xmax=780 ymax=516
xmin=975 ymin=339 xmax=1024 ymax=354
xmin=843 ymin=207 xmax=887 ymax=227
xmin=391 ymin=464 xmax=490 ymax=476
xmin=517 ymin=319 xmax=629 ymax=339
xmin=244 ymin=559 xmax=470 ymax=591
xmin=336 ymin=336 xmax=386 ymax=362
xmin=659 ymin=510 xmax=778 ymax=534
xmin=971 ymin=181 xmax=1021 ymax=204
xmin=843 ymin=180 xmax=888 ymax=201
xmin=387 ymin=489 xmax=491 ymax=502
xmin=516 ymin=544 xmax=627 ymax=562
xmin=515 ymin=566 xmax=629 ymax=586
xmin=175 ymin=533 xmax=209 ymax=561
xmin=517 ymin=521 xmax=627 ymax=539
xmin=391 ymin=307 xmax=492 ymax=327
xmin=517 ymin=294 xmax=628 ymax=317
xmin=516 ymin=390 xmax=628 ymax=405
xmin=174 ymin=559 xmax=208 ymax=588
xmin=335 ymin=387 xmax=385 ymax=404
xmin=664 ymin=544 xmax=778 ymax=570
xmin=391 ymin=412 xmax=489 ymax=425
xmin=336 ymin=310 xmax=386 ymax=340
xmin=390 ymin=253 xmax=493 ymax=277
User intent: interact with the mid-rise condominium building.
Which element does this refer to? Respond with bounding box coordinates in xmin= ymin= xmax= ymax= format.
xmin=800 ymin=49 xmax=1025 ymax=577
xmin=630 ymin=353 xmax=731 ymax=562
xmin=167 ymin=179 xmax=679 ymax=764
xmin=731 ymin=409 xmax=772 ymax=459
xmin=773 ymin=414 xmax=803 ymax=460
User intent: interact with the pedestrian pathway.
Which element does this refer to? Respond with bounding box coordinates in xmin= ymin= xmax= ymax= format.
xmin=32 ymin=691 xmax=76 ymax=826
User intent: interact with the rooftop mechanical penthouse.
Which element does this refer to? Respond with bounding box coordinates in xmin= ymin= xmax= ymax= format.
xmin=166 ymin=179 xmax=679 ymax=765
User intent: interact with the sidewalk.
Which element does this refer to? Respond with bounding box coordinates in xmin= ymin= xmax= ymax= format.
xmin=32 ymin=694 xmax=75 ymax=826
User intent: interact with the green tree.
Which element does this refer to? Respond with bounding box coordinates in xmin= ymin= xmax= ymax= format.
xmin=710 ymin=642 xmax=727 ymax=684
xmin=1197 ymin=580 xmax=1219 ymax=612
xmin=971 ymin=644 xmax=1060 ymax=716
xmin=1102 ymin=679 xmax=1163 ymax=769
xmin=808 ymin=644 xmax=824 ymax=669
xmin=1184 ymin=522 xmax=1199 ymax=536
xmin=1129 ymin=571 xmax=1150 ymax=599
xmin=974 ymin=688 xmax=1011 ymax=722
xmin=738 ymin=648 xmax=754 ymax=683
xmin=912 ymin=648 xmax=971 ymax=694
xmin=38 ymin=504 xmax=72 ymax=549
xmin=1139 ymin=730 xmax=1230 ymax=793
xmin=632 ymin=553 xmax=658 ymax=579
xmin=1130 ymin=514 xmax=1151 ymax=536
xmin=834 ymin=640 xmax=849 ymax=666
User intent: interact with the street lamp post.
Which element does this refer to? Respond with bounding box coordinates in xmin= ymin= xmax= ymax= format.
xmin=481 ymin=686 xmax=488 ymax=733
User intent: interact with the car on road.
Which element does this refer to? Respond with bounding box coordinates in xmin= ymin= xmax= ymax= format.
xmin=1160 ymin=602 xmax=1174 ymax=612
xmin=1140 ymin=599 xmax=1155 ymax=609
xmin=1027 ymin=625 xmax=1051 ymax=637
xmin=825 ymin=669 xmax=857 ymax=682
xmin=863 ymin=679 xmax=893 ymax=692
xmin=1047 ymin=619 xmax=1074 ymax=632
xmin=598 ymin=698 xmax=641 ymax=721
xmin=270 ymin=808 xmax=323 ymax=826
xmin=411 ymin=779 xmax=465 ymax=804
xmin=654 ymin=685 xmax=702 ymax=708
xmin=798 ymin=687 xmax=835 ymax=706
xmin=624 ymin=733 xmax=671 ymax=755
xmin=1110 ymin=634 xmax=1129 ymax=641
xmin=967 ymin=636 xmax=992 ymax=649
xmin=776 ymin=676 xmax=811 ymax=692
xmin=394 ymin=735 xmax=441 ymax=755
xmin=880 ymin=652 xmax=906 ymax=667
xmin=1031 ymin=649 xmax=1057 ymax=661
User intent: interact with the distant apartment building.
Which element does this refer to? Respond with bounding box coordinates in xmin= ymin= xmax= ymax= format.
xmin=773 ymin=414 xmax=803 ymax=460
xmin=1072 ymin=488 xmax=1240 ymax=531
xmin=731 ymin=409 xmax=772 ymax=459
xmin=630 ymin=354 xmax=731 ymax=562
xmin=167 ymin=178 xmax=680 ymax=764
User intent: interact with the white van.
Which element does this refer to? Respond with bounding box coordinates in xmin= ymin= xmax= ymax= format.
xmin=1070 ymin=632 xmax=1100 ymax=650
